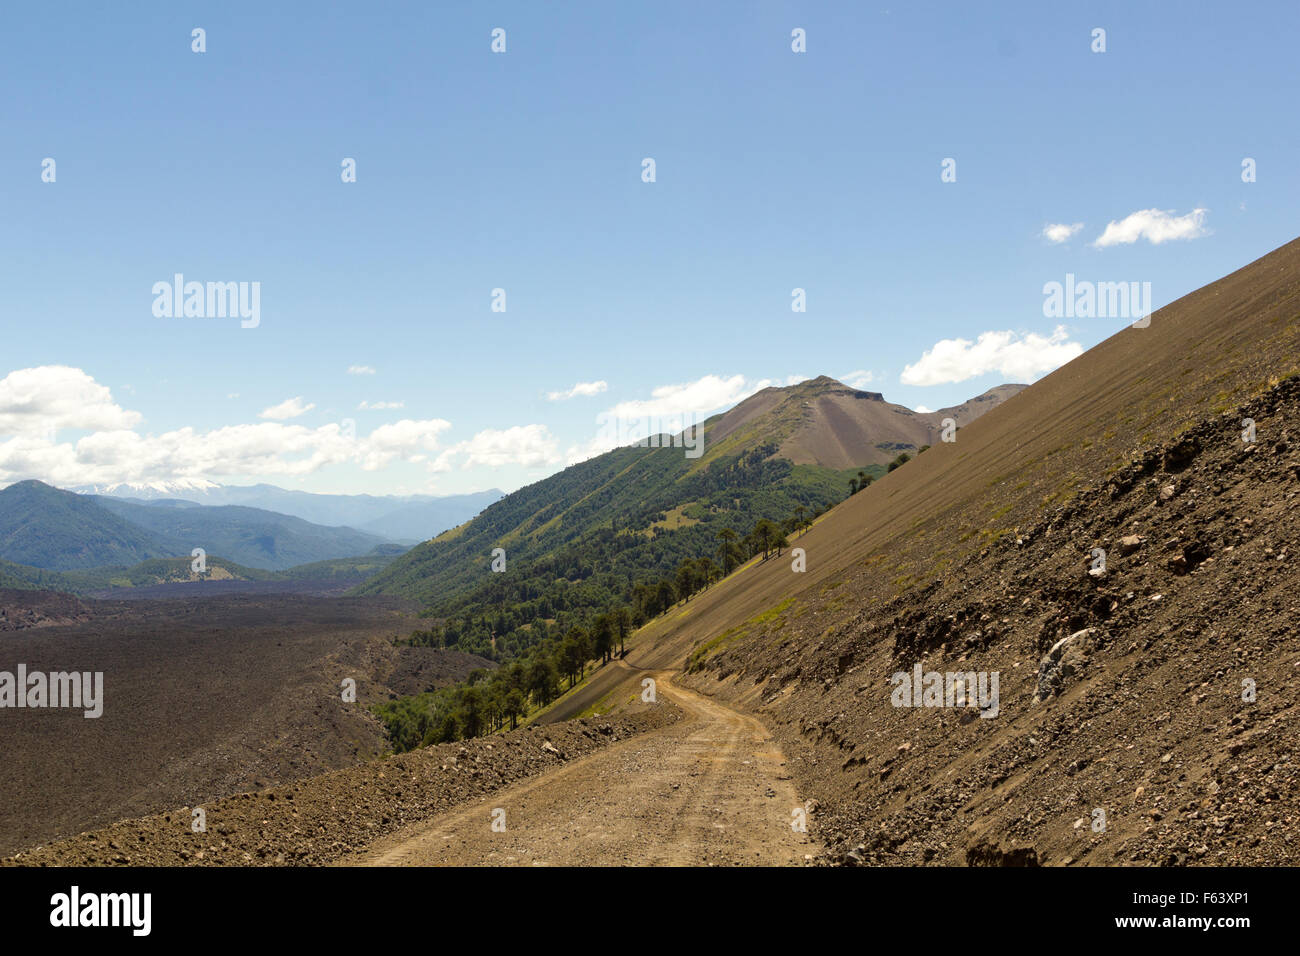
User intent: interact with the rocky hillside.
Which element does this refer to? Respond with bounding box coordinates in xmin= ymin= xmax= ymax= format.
xmin=629 ymin=236 xmax=1300 ymax=865
xmin=696 ymin=377 xmax=1300 ymax=864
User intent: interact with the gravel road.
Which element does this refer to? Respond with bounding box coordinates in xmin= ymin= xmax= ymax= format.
xmin=342 ymin=673 xmax=812 ymax=866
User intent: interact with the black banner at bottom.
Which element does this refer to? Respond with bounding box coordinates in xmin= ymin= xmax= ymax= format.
xmin=0 ymin=865 xmax=1275 ymax=943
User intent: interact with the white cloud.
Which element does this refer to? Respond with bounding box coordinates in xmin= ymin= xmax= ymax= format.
xmin=1092 ymin=208 xmax=1209 ymax=248
xmin=1042 ymin=222 xmax=1084 ymax=244
xmin=432 ymin=424 xmax=561 ymax=472
xmin=547 ymin=380 xmax=608 ymax=401
xmin=0 ymin=366 xmax=458 ymax=487
xmin=2 ymin=421 xmax=343 ymax=486
xmin=0 ymin=366 xmax=141 ymax=435
xmin=348 ymin=365 xmax=376 ymax=375
xmin=359 ymin=418 xmax=452 ymax=471
xmin=900 ymin=326 xmax=1083 ymax=386
xmin=358 ymin=400 xmax=405 ymax=411
xmin=914 ymin=405 xmax=934 ymax=414
xmin=0 ymin=417 xmax=459 ymax=486
xmin=259 ymin=396 xmax=316 ymax=420
xmin=603 ymin=374 xmax=763 ymax=422
xmin=839 ymin=369 xmax=875 ymax=389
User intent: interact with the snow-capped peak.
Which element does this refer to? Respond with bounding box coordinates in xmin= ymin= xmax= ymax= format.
xmin=71 ymin=478 xmax=223 ymax=499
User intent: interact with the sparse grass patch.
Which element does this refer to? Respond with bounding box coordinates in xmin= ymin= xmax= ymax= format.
xmin=685 ymin=598 xmax=795 ymax=672
xmin=686 ymin=626 xmax=741 ymax=672
xmin=751 ymin=597 xmax=795 ymax=627
xmin=980 ymin=527 xmax=1014 ymax=545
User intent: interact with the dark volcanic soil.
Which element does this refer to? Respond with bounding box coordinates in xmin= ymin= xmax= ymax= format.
xmin=0 ymin=590 xmax=93 ymax=630
xmin=0 ymin=592 xmax=488 ymax=856
xmin=5 ymin=707 xmax=680 ymax=866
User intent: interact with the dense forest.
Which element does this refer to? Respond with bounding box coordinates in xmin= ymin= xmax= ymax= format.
xmin=371 ymin=443 xmax=909 ymax=752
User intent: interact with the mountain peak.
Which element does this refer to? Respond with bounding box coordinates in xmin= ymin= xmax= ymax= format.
xmin=707 ymin=377 xmax=1025 ymax=469
xmin=2 ymin=479 xmax=68 ymax=498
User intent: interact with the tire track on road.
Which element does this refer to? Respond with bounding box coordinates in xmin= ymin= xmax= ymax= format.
xmin=341 ymin=674 xmax=810 ymax=866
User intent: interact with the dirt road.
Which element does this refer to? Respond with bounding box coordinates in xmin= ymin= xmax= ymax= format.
xmin=342 ymin=674 xmax=811 ymax=866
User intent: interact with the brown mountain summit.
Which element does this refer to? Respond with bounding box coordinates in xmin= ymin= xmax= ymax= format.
xmin=709 ymin=376 xmax=1025 ymax=469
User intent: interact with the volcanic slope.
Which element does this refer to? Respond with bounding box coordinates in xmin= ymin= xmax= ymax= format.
xmin=624 ymin=236 xmax=1300 ymax=865
xmin=709 ymin=379 xmax=1024 ymax=470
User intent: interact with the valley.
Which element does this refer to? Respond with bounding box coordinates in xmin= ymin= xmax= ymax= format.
xmin=6 ymin=237 xmax=1297 ymax=868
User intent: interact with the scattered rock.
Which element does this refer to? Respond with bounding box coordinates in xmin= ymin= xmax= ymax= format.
xmin=1118 ymin=535 xmax=1143 ymax=556
xmin=1035 ymin=628 xmax=1098 ymax=702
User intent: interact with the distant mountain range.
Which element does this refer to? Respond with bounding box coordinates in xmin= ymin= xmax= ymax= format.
xmin=73 ymin=481 xmax=503 ymax=544
xmin=0 ymin=481 xmax=395 ymax=572
xmin=2 ymin=381 xmax=1015 ymax=595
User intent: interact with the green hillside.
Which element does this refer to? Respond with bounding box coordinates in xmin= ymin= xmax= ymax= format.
xmin=358 ymin=434 xmax=871 ymax=616
xmin=0 ymin=558 xmax=72 ymax=591
xmin=359 ymin=398 xmax=880 ymax=599
xmin=59 ymin=556 xmax=281 ymax=591
xmin=0 ymin=481 xmax=176 ymax=570
xmin=276 ymin=551 xmax=404 ymax=581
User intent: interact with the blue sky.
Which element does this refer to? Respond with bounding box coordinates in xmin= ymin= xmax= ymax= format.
xmin=2 ymin=1 xmax=1297 ymax=495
